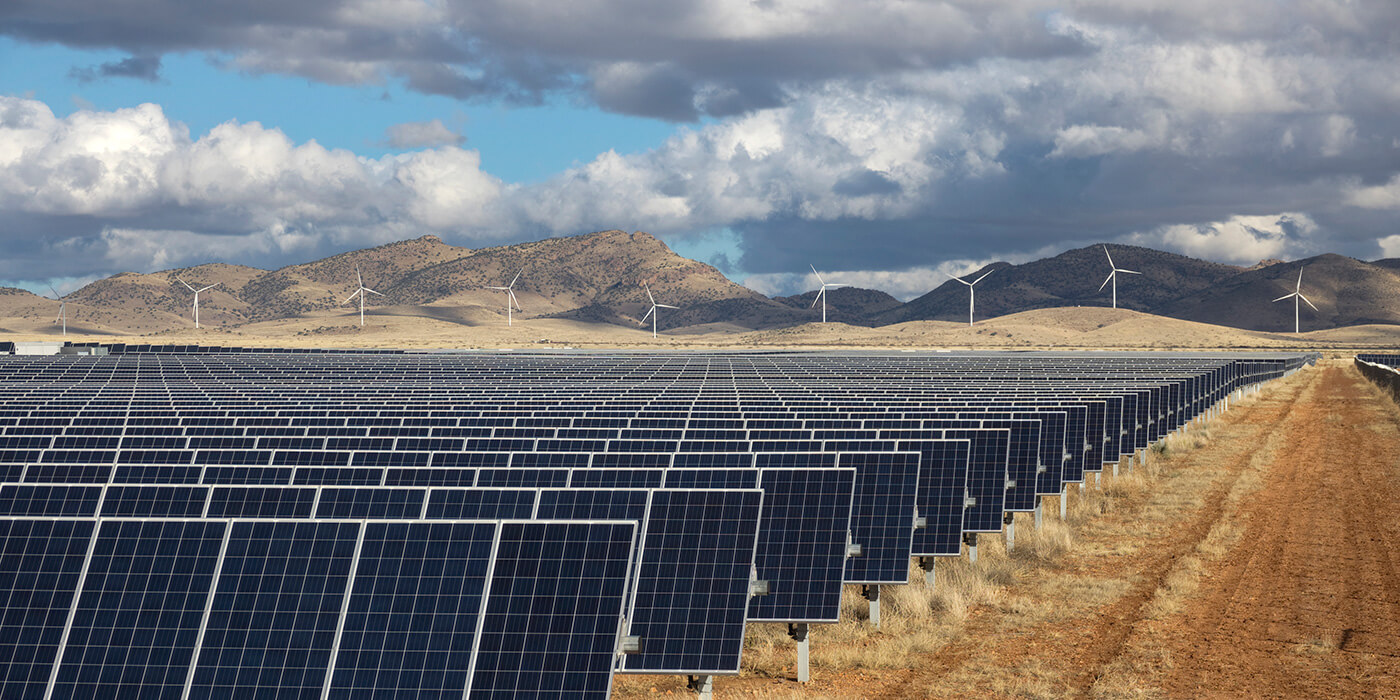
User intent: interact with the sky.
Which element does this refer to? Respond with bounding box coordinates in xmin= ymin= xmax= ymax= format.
xmin=2 ymin=1 xmax=1399 ymax=300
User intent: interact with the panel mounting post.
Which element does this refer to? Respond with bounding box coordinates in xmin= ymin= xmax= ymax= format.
xmin=964 ymin=532 xmax=979 ymax=564
xmin=1004 ymin=511 xmax=1016 ymax=552
xmin=688 ymin=675 xmax=714 ymax=700
xmin=862 ymin=584 xmax=881 ymax=629
xmin=788 ymin=623 xmax=810 ymax=683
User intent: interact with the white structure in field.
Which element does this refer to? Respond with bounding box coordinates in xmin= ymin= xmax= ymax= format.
xmin=343 ymin=266 xmax=384 ymax=327
xmin=809 ymin=265 xmax=848 ymax=323
xmin=1272 ymin=268 xmax=1318 ymax=334
xmin=175 ymin=278 xmax=219 ymax=328
xmin=946 ymin=270 xmax=993 ymax=326
xmin=641 ymin=283 xmax=678 ymax=338
xmin=488 ymin=269 xmax=524 ymax=326
xmin=1098 ymin=245 xmax=1140 ymax=309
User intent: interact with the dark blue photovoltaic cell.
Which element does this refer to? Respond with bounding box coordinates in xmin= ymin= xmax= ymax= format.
xmin=747 ymin=468 xmax=855 ymax=622
xmin=838 ymin=452 xmax=921 ymax=583
xmin=54 ymin=519 xmax=226 ymax=700
xmin=534 ymin=489 xmax=649 ymax=521
xmin=622 ymin=489 xmax=762 ymax=674
xmin=99 ymin=485 xmax=207 ymax=517
xmin=424 ymin=489 xmax=537 ymax=519
xmin=202 ymin=466 xmax=293 ymax=485
xmin=0 ymin=518 xmax=95 ymax=700
xmin=22 ymin=464 xmax=110 ymax=484
xmin=474 ymin=468 xmax=568 ymax=488
xmin=471 ymin=521 xmax=636 ymax=699
xmin=383 ymin=468 xmax=476 ymax=487
xmin=662 ymin=468 xmax=759 ymax=489
xmin=0 ymin=484 xmax=101 ymax=517
xmin=314 ymin=487 xmax=425 ymax=519
xmin=329 ymin=521 xmax=496 ymax=699
xmin=568 ymin=468 xmax=664 ymax=488
xmin=206 ymin=487 xmax=316 ymax=518
xmin=188 ymin=520 xmax=359 ymax=700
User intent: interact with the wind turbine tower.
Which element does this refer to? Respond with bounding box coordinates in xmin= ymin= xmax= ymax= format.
xmin=641 ymin=282 xmax=678 ymax=339
xmin=809 ymin=265 xmax=848 ymax=323
xmin=49 ymin=286 xmax=67 ymax=336
xmin=1098 ymin=245 xmax=1140 ymax=309
xmin=488 ymin=269 xmax=524 ymax=326
xmin=1272 ymin=268 xmax=1318 ymax=334
xmin=175 ymin=278 xmax=219 ymax=329
xmin=947 ymin=270 xmax=993 ymax=326
xmin=344 ymin=266 xmax=384 ymax=327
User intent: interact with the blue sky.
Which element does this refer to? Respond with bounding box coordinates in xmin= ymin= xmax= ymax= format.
xmin=1 ymin=1 xmax=1398 ymax=300
xmin=0 ymin=37 xmax=679 ymax=184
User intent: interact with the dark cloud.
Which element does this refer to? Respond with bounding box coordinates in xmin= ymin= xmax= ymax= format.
xmin=832 ymin=169 xmax=901 ymax=197
xmin=68 ymin=54 xmax=161 ymax=83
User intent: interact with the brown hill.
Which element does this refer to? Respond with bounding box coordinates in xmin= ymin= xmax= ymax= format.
xmin=774 ymin=287 xmax=903 ymax=326
xmin=1160 ymin=254 xmax=1400 ymax=332
xmin=877 ymin=244 xmax=1242 ymax=325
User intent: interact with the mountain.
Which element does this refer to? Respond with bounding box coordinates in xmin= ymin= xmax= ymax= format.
xmin=877 ymin=244 xmax=1242 ymax=325
xmin=31 ymin=230 xmax=808 ymax=334
xmin=1160 ymin=254 xmax=1400 ymax=332
xmin=774 ymin=287 xmax=903 ymax=326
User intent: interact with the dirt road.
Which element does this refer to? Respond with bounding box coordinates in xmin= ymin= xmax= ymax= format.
xmin=1151 ymin=363 xmax=1400 ymax=697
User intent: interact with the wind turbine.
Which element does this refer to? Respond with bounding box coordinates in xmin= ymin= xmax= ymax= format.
xmin=48 ymin=285 xmax=67 ymax=336
xmin=1097 ymin=245 xmax=1140 ymax=309
xmin=640 ymin=282 xmax=678 ymax=338
xmin=947 ymin=270 xmax=994 ymax=327
xmin=809 ymin=265 xmax=848 ymax=323
xmin=1272 ymin=268 xmax=1318 ymax=334
xmin=343 ymin=266 xmax=384 ymax=327
xmin=175 ymin=277 xmax=218 ymax=329
xmin=487 ymin=269 xmax=524 ymax=326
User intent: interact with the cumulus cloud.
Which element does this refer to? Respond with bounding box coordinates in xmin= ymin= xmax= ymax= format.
xmin=1123 ymin=214 xmax=1319 ymax=265
xmin=380 ymin=119 xmax=465 ymax=149
xmin=4 ymin=1 xmax=1400 ymax=287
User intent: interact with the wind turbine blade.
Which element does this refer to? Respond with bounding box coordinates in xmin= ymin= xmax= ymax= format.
xmin=657 ymin=304 xmax=679 ymax=309
xmin=1299 ymin=293 xmax=1319 ymax=311
xmin=487 ymin=286 xmax=508 ymax=291
xmin=48 ymin=285 xmax=62 ymax=299
xmin=644 ymin=283 xmax=655 ymax=306
xmin=1296 ymin=269 xmax=1303 ymax=291
xmin=344 ymin=289 xmax=362 ymax=304
xmin=1098 ymin=271 xmax=1115 ymax=292
xmin=1118 ymin=269 xmax=1141 ymax=275
xmin=641 ymin=306 xmax=654 ymax=323
xmin=1272 ymin=293 xmax=1295 ymax=303
xmin=365 ymin=288 xmax=383 ymax=296
xmin=177 ymin=277 xmax=195 ymax=292
xmin=509 ymin=290 xmax=521 ymax=311
xmin=826 ymin=283 xmax=849 ymax=289
xmin=946 ymin=273 xmax=972 ymax=286
xmin=1103 ymin=245 xmax=1115 ymax=268
xmin=810 ymin=264 xmax=825 ymax=286
xmin=811 ymin=288 xmax=824 ymax=308
xmin=971 ymin=270 xmax=994 ymax=285
xmin=198 ymin=283 xmax=218 ymax=292
xmin=509 ymin=268 xmax=523 ymax=288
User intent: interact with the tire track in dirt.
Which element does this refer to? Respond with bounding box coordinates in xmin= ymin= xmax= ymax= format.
xmin=1152 ymin=364 xmax=1400 ymax=697
xmin=873 ymin=367 xmax=1309 ymax=699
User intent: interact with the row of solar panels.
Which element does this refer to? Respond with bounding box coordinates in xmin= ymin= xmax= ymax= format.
xmin=1 ymin=516 xmax=640 ymax=698
xmin=0 ymin=351 xmax=1316 ymax=698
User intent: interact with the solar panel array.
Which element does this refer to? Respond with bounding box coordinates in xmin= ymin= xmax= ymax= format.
xmin=0 ymin=348 xmax=1316 ymax=695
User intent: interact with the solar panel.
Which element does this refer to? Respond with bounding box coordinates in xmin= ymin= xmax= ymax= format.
xmin=53 ymin=519 xmax=227 ymax=699
xmin=0 ymin=518 xmax=95 ymax=699
xmin=188 ymin=520 xmax=359 ymax=699
xmin=328 ymin=521 xmax=495 ymax=699
xmin=621 ymin=489 xmax=762 ymax=675
xmin=424 ymin=489 xmax=537 ymax=519
xmin=838 ymin=452 xmax=922 ymax=582
xmin=470 ymin=521 xmax=637 ymax=698
xmin=746 ymin=468 xmax=856 ymax=623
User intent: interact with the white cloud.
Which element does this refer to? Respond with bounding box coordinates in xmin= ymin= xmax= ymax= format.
xmin=1347 ymin=175 xmax=1400 ymax=210
xmin=1124 ymin=213 xmax=1317 ymax=265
